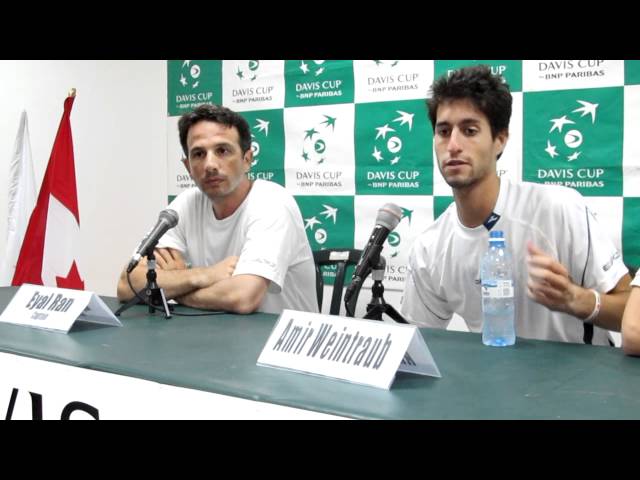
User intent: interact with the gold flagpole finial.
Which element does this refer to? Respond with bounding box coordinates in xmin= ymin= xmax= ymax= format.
xmin=68 ymin=88 xmax=76 ymax=98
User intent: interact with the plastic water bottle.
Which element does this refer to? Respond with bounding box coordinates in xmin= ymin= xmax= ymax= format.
xmin=480 ymin=230 xmax=515 ymax=346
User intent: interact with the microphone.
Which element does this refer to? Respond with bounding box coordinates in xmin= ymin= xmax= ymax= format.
xmin=126 ymin=209 xmax=179 ymax=273
xmin=344 ymin=203 xmax=403 ymax=304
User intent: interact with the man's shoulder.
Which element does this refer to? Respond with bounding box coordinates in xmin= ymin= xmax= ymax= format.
xmin=169 ymin=187 xmax=206 ymax=209
xmin=245 ymin=180 xmax=304 ymax=225
xmin=253 ymin=179 xmax=288 ymax=196
xmin=251 ymin=180 xmax=297 ymax=208
xmin=413 ymin=206 xmax=455 ymax=251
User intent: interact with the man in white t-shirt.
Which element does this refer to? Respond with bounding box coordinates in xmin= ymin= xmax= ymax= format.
xmin=622 ymin=270 xmax=640 ymax=355
xmin=117 ymin=104 xmax=318 ymax=315
xmin=401 ymin=65 xmax=631 ymax=345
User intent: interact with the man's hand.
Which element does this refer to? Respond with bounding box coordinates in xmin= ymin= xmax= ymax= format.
xmin=205 ymin=256 xmax=239 ymax=284
xmin=155 ymin=248 xmax=188 ymax=271
xmin=526 ymin=241 xmax=577 ymax=314
xmin=184 ymin=255 xmax=240 ymax=290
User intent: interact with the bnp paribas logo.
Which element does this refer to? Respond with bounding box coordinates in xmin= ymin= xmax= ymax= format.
xmin=236 ymin=60 xmax=261 ymax=82
xmin=544 ymin=100 xmax=599 ymax=163
xmin=301 ymin=114 xmax=337 ymax=165
xmin=250 ymin=118 xmax=270 ymax=168
xmin=304 ymin=204 xmax=339 ymax=246
xmin=299 ymin=60 xmax=327 ymax=77
xmin=179 ymin=60 xmax=203 ymax=89
xmin=371 ymin=110 xmax=414 ymax=166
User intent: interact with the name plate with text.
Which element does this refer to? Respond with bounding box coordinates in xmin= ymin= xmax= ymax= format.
xmin=0 ymin=284 xmax=122 ymax=333
xmin=257 ymin=309 xmax=440 ymax=390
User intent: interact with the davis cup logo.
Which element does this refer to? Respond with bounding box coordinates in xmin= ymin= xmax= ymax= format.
xmin=251 ymin=118 xmax=269 ymax=168
xmin=372 ymin=110 xmax=414 ymax=166
xmin=304 ymin=204 xmax=339 ymax=246
xmin=544 ymin=99 xmax=598 ymax=162
xmin=179 ymin=60 xmax=202 ymax=88
xmin=236 ymin=60 xmax=261 ymax=82
xmin=301 ymin=114 xmax=337 ymax=165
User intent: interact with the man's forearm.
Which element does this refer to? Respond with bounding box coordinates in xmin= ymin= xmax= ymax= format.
xmin=176 ymin=275 xmax=268 ymax=314
xmin=622 ymin=288 xmax=640 ymax=355
xmin=117 ymin=265 xmax=210 ymax=301
xmin=593 ymin=290 xmax=630 ymax=332
xmin=568 ymin=283 xmax=630 ymax=332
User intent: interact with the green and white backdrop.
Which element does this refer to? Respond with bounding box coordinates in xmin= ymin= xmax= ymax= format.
xmin=166 ymin=60 xmax=640 ymax=318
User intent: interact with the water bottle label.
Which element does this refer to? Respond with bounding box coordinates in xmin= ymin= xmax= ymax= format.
xmin=482 ymin=280 xmax=514 ymax=299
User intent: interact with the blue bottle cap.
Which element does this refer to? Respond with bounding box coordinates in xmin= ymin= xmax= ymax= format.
xmin=490 ymin=230 xmax=504 ymax=239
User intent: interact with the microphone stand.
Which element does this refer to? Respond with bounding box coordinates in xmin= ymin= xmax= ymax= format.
xmin=115 ymin=250 xmax=173 ymax=319
xmin=363 ymin=257 xmax=408 ymax=324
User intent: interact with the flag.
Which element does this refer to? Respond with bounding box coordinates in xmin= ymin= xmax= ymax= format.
xmin=12 ymin=91 xmax=84 ymax=290
xmin=0 ymin=111 xmax=37 ymax=285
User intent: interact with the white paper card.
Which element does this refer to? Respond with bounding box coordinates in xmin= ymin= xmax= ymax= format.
xmin=257 ymin=309 xmax=440 ymax=390
xmin=0 ymin=284 xmax=122 ymax=333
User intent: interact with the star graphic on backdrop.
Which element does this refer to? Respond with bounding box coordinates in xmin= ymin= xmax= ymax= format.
xmin=321 ymin=115 xmax=336 ymax=130
xmin=304 ymin=128 xmax=318 ymax=140
xmin=375 ymin=124 xmax=395 ymax=140
xmin=305 ymin=216 xmax=322 ymax=230
xmin=393 ymin=111 xmax=414 ymax=130
xmin=549 ymin=115 xmax=575 ymax=133
xmin=182 ymin=60 xmax=191 ymax=68
xmin=301 ymin=150 xmax=309 ymax=161
xmin=401 ymin=207 xmax=413 ymax=224
xmin=254 ymin=119 xmax=269 ymax=136
xmin=320 ymin=205 xmax=338 ymax=223
xmin=299 ymin=61 xmax=309 ymax=74
xmin=545 ymin=140 xmax=559 ymax=158
xmin=372 ymin=146 xmax=383 ymax=162
xmin=573 ymin=100 xmax=599 ymax=123
xmin=236 ymin=67 xmax=244 ymax=79
xmin=567 ymin=151 xmax=582 ymax=162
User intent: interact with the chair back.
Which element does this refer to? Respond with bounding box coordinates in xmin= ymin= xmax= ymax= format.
xmin=313 ymin=249 xmax=363 ymax=315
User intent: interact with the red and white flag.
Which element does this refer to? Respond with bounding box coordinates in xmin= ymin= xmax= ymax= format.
xmin=12 ymin=91 xmax=84 ymax=290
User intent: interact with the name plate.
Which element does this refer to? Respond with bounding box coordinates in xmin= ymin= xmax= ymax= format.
xmin=0 ymin=284 xmax=122 ymax=333
xmin=257 ymin=309 xmax=440 ymax=390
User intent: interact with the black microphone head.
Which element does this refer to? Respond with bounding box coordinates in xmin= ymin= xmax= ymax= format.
xmin=159 ymin=208 xmax=179 ymax=227
xmin=376 ymin=203 xmax=402 ymax=231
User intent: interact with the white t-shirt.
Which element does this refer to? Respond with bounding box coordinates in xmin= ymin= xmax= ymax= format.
xmin=632 ymin=270 xmax=640 ymax=288
xmin=157 ymin=180 xmax=318 ymax=315
xmin=401 ymin=178 xmax=628 ymax=346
